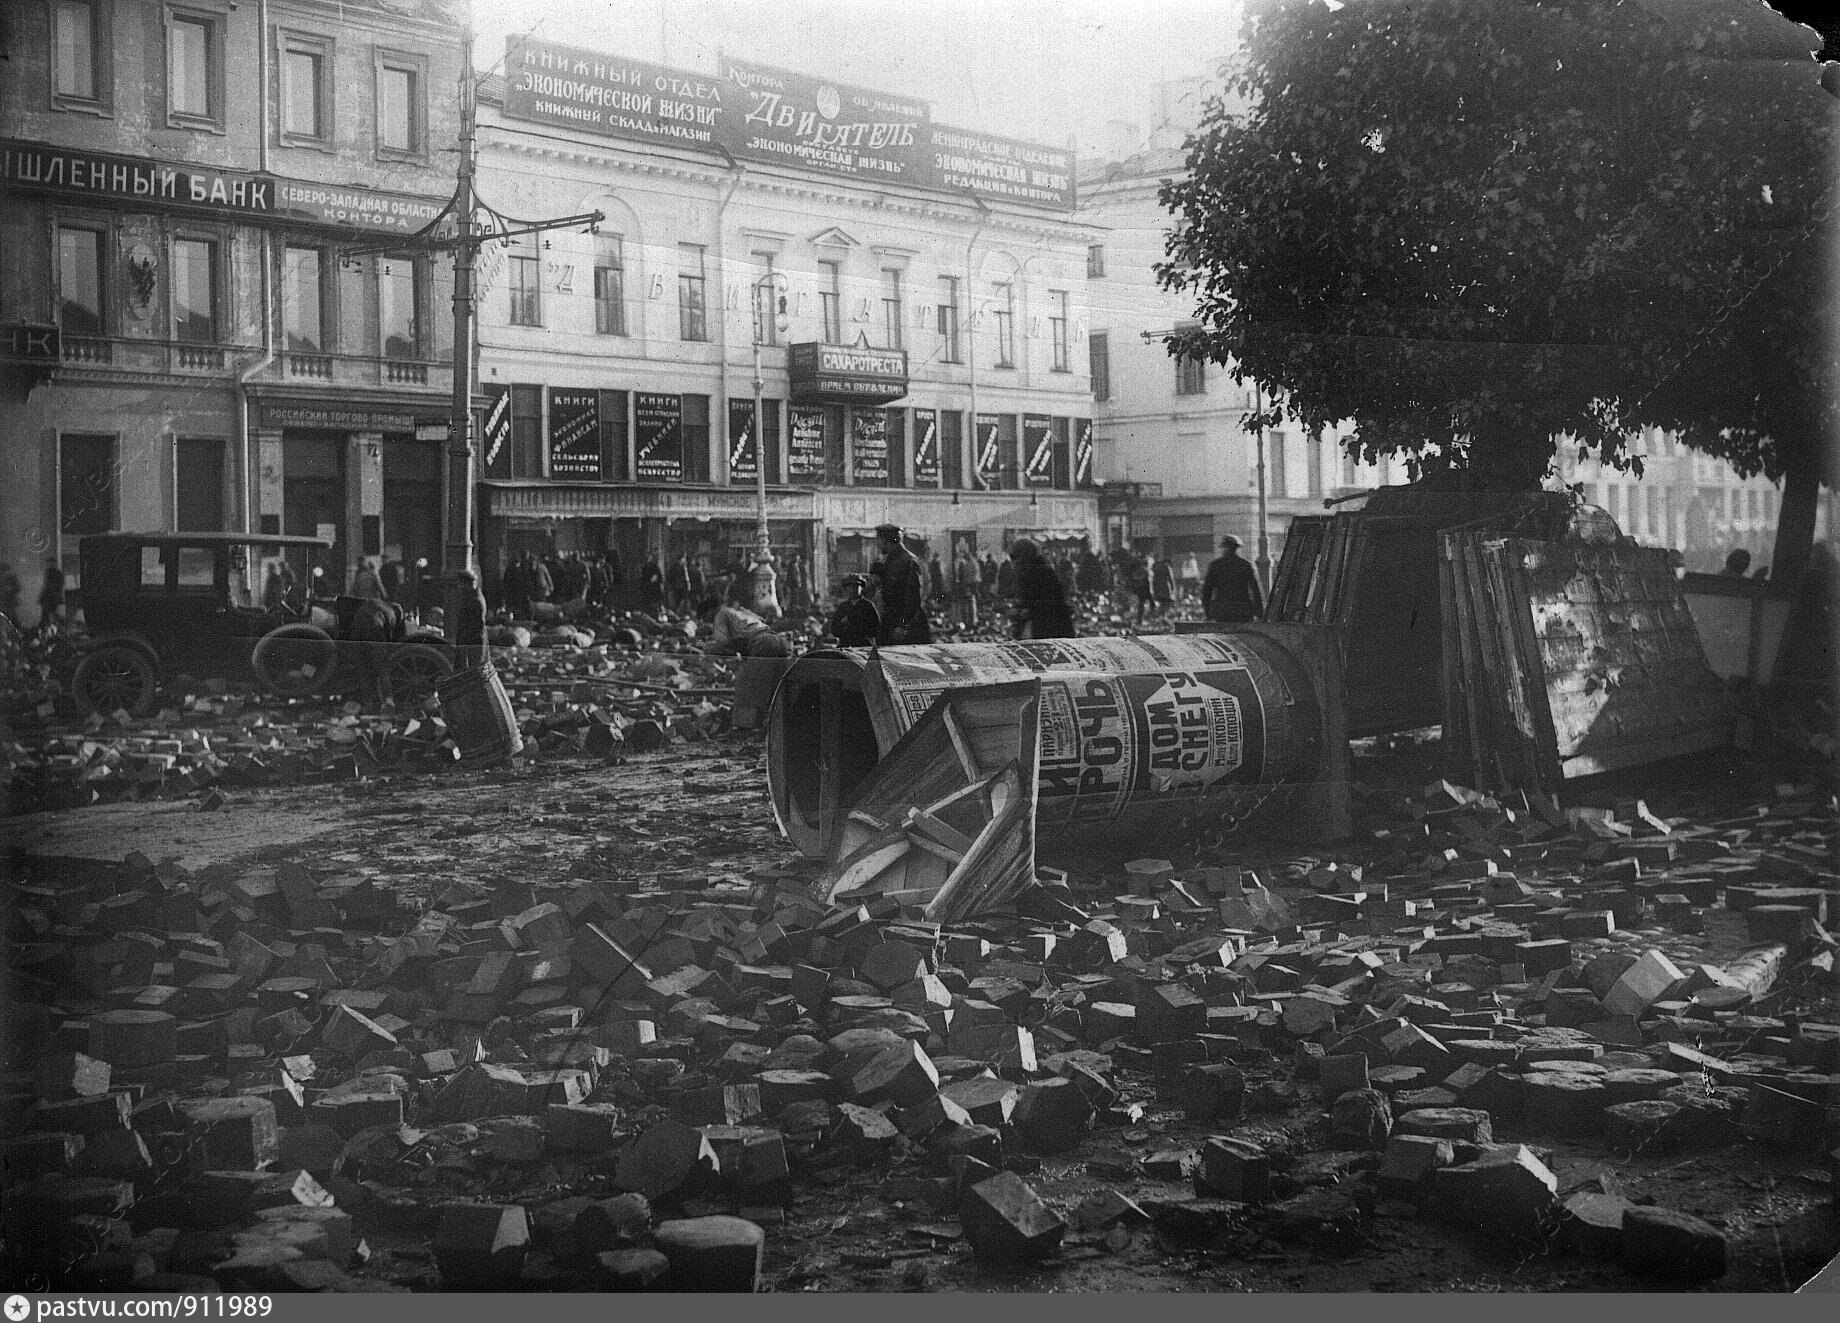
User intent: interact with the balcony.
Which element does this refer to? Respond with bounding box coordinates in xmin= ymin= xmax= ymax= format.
xmin=270 ymin=350 xmax=450 ymax=394
xmin=62 ymin=338 xmax=112 ymax=365
xmin=176 ymin=344 xmax=227 ymax=371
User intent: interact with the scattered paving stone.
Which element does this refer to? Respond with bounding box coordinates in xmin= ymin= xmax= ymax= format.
xmin=1622 ymin=1206 xmax=1728 ymax=1281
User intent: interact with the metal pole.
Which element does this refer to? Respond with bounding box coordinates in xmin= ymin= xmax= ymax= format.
xmin=750 ymin=275 xmax=780 ymax=616
xmin=1253 ymin=381 xmax=1271 ymax=596
xmin=443 ymin=32 xmax=478 ymax=631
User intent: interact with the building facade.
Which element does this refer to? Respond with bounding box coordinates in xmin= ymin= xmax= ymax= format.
xmin=471 ymin=36 xmax=1099 ymax=605
xmin=0 ymin=0 xmax=468 ymax=621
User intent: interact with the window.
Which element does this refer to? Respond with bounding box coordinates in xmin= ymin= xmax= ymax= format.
xmin=937 ymin=275 xmax=961 ymax=363
xmin=58 ymin=226 xmax=106 ymax=338
xmin=678 ymin=243 xmax=707 ymax=342
xmin=60 ymin=434 xmax=115 ymax=539
xmin=1175 ymin=353 xmax=1206 ymax=395
xmin=991 ymin=281 xmax=1015 ymax=368
xmin=595 ymin=238 xmax=627 ymax=336
xmin=280 ymin=34 xmax=330 ymax=141
xmin=1049 ymin=290 xmax=1069 ymax=372
xmin=940 ymin=410 xmax=963 ymax=489
xmin=1086 ymin=244 xmax=1106 ymax=278
xmin=751 ymin=252 xmax=779 ymax=346
xmin=168 ymin=11 xmax=220 ymax=124
xmin=599 ymin=389 xmax=630 ymax=481
xmin=376 ymin=53 xmax=424 ymax=156
xmin=508 ymin=251 xmax=541 ymax=327
xmin=510 ymin=384 xmax=543 ymax=478
xmin=881 ymin=269 xmax=903 ymax=350
xmin=176 ymin=439 xmax=224 ymax=531
xmin=1268 ymin=430 xmax=1287 ymax=497
xmin=818 ymin=259 xmax=842 ymax=343
xmin=54 ymin=0 xmax=107 ymax=104
xmin=681 ymin=394 xmax=711 ymax=483
xmin=1307 ymin=432 xmax=1324 ymax=498
xmin=171 ymin=237 xmax=218 ymax=343
xmin=378 ymin=255 xmax=419 ymax=359
xmin=1089 ymin=332 xmax=1111 ymax=402
xmin=282 ymin=246 xmax=326 ymax=351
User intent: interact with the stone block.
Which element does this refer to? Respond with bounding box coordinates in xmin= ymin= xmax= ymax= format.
xmin=1621 ymin=1206 xmax=1726 ymax=1280
xmin=433 ymin=1204 xmax=529 ymax=1287
xmin=1174 ymin=1062 xmax=1245 ymax=1125
xmin=1376 ymin=1134 xmax=1453 ymax=1197
xmin=614 ymin=1119 xmax=719 ymax=1202
xmin=1602 ymin=950 xmax=1686 ymax=1019
xmin=654 ymin=1215 xmax=766 ymax=1291
xmin=960 ymin=1171 xmax=1065 ymax=1265
xmin=176 ymin=1097 xmax=278 ymax=1171
xmin=1433 ymin=1144 xmax=1558 ymax=1236
xmin=1318 ymin=1054 xmax=1369 ymax=1101
xmin=1330 ymin=1088 xmax=1393 ymax=1150
xmin=1010 ymin=1077 xmax=1095 ymax=1154
xmin=1195 ymin=1136 xmax=1270 ymax=1202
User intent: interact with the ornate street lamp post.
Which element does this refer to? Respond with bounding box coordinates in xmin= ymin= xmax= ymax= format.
xmin=750 ymin=271 xmax=790 ymax=616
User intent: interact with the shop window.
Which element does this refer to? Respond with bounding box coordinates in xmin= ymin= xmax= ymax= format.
xmin=595 ymin=237 xmax=626 ymax=336
xmin=280 ymin=32 xmax=332 ymax=142
xmin=54 ymin=0 xmax=112 ymax=108
xmin=57 ymin=225 xmax=106 ymax=338
xmin=167 ymin=8 xmax=222 ymax=128
xmin=376 ymin=51 xmax=425 ymax=157
xmin=60 ymin=434 xmax=116 ymax=538
xmin=599 ymin=389 xmax=629 ymax=481
xmin=678 ymin=243 xmax=708 ymax=342
xmin=510 ymin=384 xmax=542 ymax=479
xmin=283 ymin=245 xmax=327 ymax=351
xmin=937 ymin=275 xmax=960 ymax=363
xmin=681 ymin=394 xmax=711 ymax=483
xmin=1089 ymin=331 xmax=1110 ymax=402
xmin=171 ymin=236 xmax=219 ymax=343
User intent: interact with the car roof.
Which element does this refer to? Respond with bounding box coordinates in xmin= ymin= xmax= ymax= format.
xmin=81 ymin=531 xmax=334 ymax=549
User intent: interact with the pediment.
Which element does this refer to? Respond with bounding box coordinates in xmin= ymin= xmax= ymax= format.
xmin=809 ymin=226 xmax=861 ymax=249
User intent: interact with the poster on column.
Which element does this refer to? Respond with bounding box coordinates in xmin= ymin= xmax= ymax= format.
xmin=974 ymin=413 xmax=1002 ymax=490
xmin=634 ymin=393 xmax=682 ymax=482
xmin=728 ymin=398 xmax=759 ymax=483
xmin=911 ymin=408 xmax=939 ymax=486
xmin=547 ymin=388 xmax=602 ymax=481
xmin=1022 ymin=413 xmax=1053 ymax=487
xmin=789 ymin=406 xmax=826 ymax=479
xmin=481 ymin=384 xmax=512 ymax=479
xmin=1075 ymin=420 xmax=1095 ymax=487
xmin=850 ymin=410 xmax=888 ymax=485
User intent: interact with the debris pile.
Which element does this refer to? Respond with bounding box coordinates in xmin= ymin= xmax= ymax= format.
xmin=6 ymin=768 xmax=1835 ymax=1291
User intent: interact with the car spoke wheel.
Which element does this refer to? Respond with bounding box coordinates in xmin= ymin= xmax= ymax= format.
xmin=71 ymin=644 xmax=157 ymax=717
xmin=385 ymin=642 xmax=453 ymax=705
xmin=252 ymin=623 xmax=338 ymax=698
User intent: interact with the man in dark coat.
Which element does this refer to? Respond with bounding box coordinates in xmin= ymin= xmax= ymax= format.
xmin=874 ymin=524 xmax=931 ymax=645
xmin=640 ymin=555 xmax=666 ymax=616
xmin=827 ymin=574 xmax=881 ymax=647
xmin=455 ymin=569 xmax=489 ymax=667
xmin=1008 ymin=539 xmax=1074 ymax=639
xmin=1203 ymin=534 xmax=1264 ymax=622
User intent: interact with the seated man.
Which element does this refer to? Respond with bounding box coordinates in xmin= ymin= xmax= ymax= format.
xmin=705 ymin=581 xmax=791 ymax=658
xmin=826 ymin=574 xmax=881 ymax=648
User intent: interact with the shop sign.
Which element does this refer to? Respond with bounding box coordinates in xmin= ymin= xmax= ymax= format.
xmin=1075 ymin=419 xmax=1095 ymax=487
xmin=635 ymin=392 xmax=683 ymax=482
xmin=911 ymin=409 xmax=940 ymax=486
xmin=1023 ymin=414 xmax=1054 ymax=487
xmin=503 ymin=37 xmax=723 ymax=153
xmin=1 ymin=323 xmax=60 ymax=364
xmin=413 ymin=417 xmax=450 ymax=441
xmin=270 ymin=180 xmax=450 ymax=237
xmin=255 ymin=400 xmax=419 ymax=432
xmin=924 ymin=126 xmax=1075 ymax=210
xmin=787 ymin=342 xmax=907 ymax=406
xmin=850 ymin=410 xmax=889 ymax=485
xmin=481 ymin=386 xmax=512 ymax=478
xmin=789 ymin=406 xmax=827 ymax=479
xmin=719 ymin=58 xmax=929 ymax=185
xmin=973 ymin=413 xmax=1002 ymax=489
xmin=548 ymin=388 xmax=602 ymax=481
xmin=729 ymin=398 xmax=760 ymax=483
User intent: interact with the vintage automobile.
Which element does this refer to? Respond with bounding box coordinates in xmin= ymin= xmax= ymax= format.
xmin=67 ymin=531 xmax=455 ymax=717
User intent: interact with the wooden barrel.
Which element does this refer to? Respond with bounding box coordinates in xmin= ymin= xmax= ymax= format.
xmin=766 ymin=633 xmax=1322 ymax=859
xmin=436 ymin=661 xmax=524 ymax=765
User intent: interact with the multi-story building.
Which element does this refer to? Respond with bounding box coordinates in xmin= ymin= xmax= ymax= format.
xmin=1 ymin=0 xmax=468 ymax=620
xmin=470 ymin=36 xmax=1099 ymax=601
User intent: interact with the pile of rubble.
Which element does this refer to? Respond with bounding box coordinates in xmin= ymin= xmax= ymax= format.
xmin=6 ymin=769 xmax=1835 ymax=1291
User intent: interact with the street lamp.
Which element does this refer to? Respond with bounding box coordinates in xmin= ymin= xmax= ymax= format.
xmin=750 ymin=271 xmax=791 ymax=616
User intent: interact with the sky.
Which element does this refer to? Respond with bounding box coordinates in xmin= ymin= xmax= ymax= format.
xmin=467 ymin=0 xmax=1242 ymax=157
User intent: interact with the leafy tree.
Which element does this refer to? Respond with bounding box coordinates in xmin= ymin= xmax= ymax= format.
xmin=1160 ymin=0 xmax=1837 ymax=580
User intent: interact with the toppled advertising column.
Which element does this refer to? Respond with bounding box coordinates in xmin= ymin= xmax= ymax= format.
xmin=766 ymin=630 xmax=1347 ymax=905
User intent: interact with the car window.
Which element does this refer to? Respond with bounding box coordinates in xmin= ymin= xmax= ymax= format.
xmin=141 ymin=547 xmax=168 ymax=589
xmin=175 ymin=547 xmax=219 ymax=593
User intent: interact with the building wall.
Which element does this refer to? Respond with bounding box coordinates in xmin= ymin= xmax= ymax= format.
xmin=1 ymin=0 xmax=467 ymax=623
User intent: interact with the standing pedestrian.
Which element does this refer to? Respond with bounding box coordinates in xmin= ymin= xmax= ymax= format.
xmin=350 ymin=557 xmax=388 ymax=601
xmin=1129 ymin=552 xmax=1151 ymax=626
xmin=668 ymin=554 xmax=693 ymax=612
xmin=37 ymin=559 xmax=66 ymax=634
xmin=952 ymin=545 xmax=981 ymax=630
xmin=1151 ymin=553 xmax=1176 ymax=618
xmin=1202 ymin=534 xmax=1264 ymax=622
xmin=640 ymin=555 xmax=666 ymax=616
xmin=928 ymin=550 xmax=947 ymax=603
xmin=827 ymin=573 xmax=880 ymax=647
xmin=1008 ymin=539 xmax=1074 ymax=639
xmin=380 ymin=553 xmax=404 ymax=602
xmin=454 ymin=569 xmax=489 ymax=668
xmin=873 ymin=524 xmax=932 ymax=645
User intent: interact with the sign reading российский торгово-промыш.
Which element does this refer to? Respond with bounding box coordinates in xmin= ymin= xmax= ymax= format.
xmin=500 ymin=37 xmax=1074 ymax=210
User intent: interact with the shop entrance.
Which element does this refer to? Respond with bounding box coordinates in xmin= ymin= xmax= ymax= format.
xmin=282 ymin=433 xmax=346 ymax=590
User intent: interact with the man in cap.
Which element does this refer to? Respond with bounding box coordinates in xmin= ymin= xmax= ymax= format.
xmin=873 ymin=524 xmax=931 ymax=645
xmin=1202 ymin=534 xmax=1264 ymax=623
xmin=827 ymin=574 xmax=881 ymax=647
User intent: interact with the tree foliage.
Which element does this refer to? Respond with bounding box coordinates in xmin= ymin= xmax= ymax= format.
xmin=1159 ymin=0 xmax=1838 ymax=500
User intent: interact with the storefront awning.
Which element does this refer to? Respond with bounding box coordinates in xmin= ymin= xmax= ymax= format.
xmin=482 ymin=482 xmax=817 ymax=522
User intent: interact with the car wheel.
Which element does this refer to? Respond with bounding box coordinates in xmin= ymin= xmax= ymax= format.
xmin=252 ymin=623 xmax=338 ymax=698
xmin=71 ymin=644 xmax=158 ymax=717
xmin=386 ymin=642 xmax=454 ymax=705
